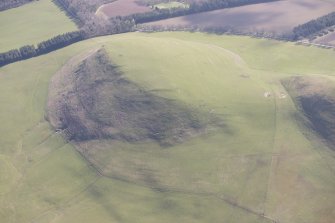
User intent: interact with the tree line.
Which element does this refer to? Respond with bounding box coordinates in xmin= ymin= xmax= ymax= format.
xmin=127 ymin=0 xmax=278 ymax=24
xmin=0 ymin=31 xmax=84 ymax=67
xmin=52 ymin=0 xmax=114 ymax=27
xmin=51 ymin=0 xmax=84 ymax=27
xmin=5 ymin=0 xmax=326 ymax=67
xmin=137 ymin=24 xmax=292 ymax=42
xmin=292 ymin=11 xmax=335 ymax=40
xmin=0 ymin=16 xmax=135 ymax=67
xmin=52 ymin=0 xmax=278 ymax=36
xmin=52 ymin=0 xmax=135 ymax=37
xmin=0 ymin=0 xmax=35 ymax=11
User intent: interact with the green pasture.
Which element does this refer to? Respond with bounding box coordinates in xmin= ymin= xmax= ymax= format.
xmin=0 ymin=0 xmax=77 ymax=52
xmin=153 ymin=1 xmax=189 ymax=9
xmin=0 ymin=32 xmax=334 ymax=223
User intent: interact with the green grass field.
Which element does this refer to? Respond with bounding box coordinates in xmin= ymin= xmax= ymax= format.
xmin=0 ymin=32 xmax=334 ymax=223
xmin=153 ymin=1 xmax=189 ymax=9
xmin=0 ymin=0 xmax=77 ymax=52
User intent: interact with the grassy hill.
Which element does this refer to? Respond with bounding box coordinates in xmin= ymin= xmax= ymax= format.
xmin=0 ymin=32 xmax=334 ymax=223
xmin=0 ymin=0 xmax=77 ymax=52
xmin=283 ymin=76 xmax=335 ymax=149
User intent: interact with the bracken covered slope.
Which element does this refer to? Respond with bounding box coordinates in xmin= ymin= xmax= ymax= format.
xmin=47 ymin=49 xmax=223 ymax=146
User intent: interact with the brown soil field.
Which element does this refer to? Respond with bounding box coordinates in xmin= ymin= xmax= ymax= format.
xmin=145 ymin=0 xmax=335 ymax=34
xmin=96 ymin=0 xmax=152 ymax=18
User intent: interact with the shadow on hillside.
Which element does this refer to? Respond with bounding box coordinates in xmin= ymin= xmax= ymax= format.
xmin=282 ymin=76 xmax=335 ymax=150
xmin=47 ymin=49 xmax=227 ymax=147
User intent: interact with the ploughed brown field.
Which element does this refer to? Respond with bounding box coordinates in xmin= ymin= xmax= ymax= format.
xmin=96 ymin=0 xmax=152 ymax=18
xmin=145 ymin=0 xmax=335 ymax=33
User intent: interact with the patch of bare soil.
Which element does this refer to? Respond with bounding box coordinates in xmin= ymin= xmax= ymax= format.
xmin=282 ymin=76 xmax=335 ymax=149
xmin=47 ymin=49 xmax=224 ymax=147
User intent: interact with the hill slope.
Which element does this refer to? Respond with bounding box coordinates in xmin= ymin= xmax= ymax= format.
xmin=48 ymin=48 xmax=223 ymax=145
xmin=0 ymin=32 xmax=334 ymax=223
xmin=283 ymin=76 xmax=335 ymax=149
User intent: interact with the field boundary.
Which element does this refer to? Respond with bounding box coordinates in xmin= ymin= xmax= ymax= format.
xmin=1 ymin=1 xmax=335 ymax=68
xmin=0 ymin=0 xmax=36 ymax=12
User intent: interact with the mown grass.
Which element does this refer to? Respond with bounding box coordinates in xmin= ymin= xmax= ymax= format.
xmin=0 ymin=32 xmax=334 ymax=223
xmin=0 ymin=0 xmax=77 ymax=52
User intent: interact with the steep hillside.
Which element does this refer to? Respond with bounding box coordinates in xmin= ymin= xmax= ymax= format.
xmin=48 ymin=49 xmax=223 ymax=146
xmin=283 ymin=76 xmax=335 ymax=149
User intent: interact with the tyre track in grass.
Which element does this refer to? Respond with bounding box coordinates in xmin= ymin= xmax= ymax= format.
xmin=3 ymin=122 xmax=59 ymax=196
xmin=29 ymin=175 xmax=101 ymax=223
xmin=261 ymin=81 xmax=335 ymax=222
xmin=261 ymin=85 xmax=278 ymax=220
xmin=193 ymin=37 xmax=279 ymax=222
xmin=73 ymin=141 xmax=278 ymax=223
xmin=110 ymin=37 xmax=278 ymax=222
